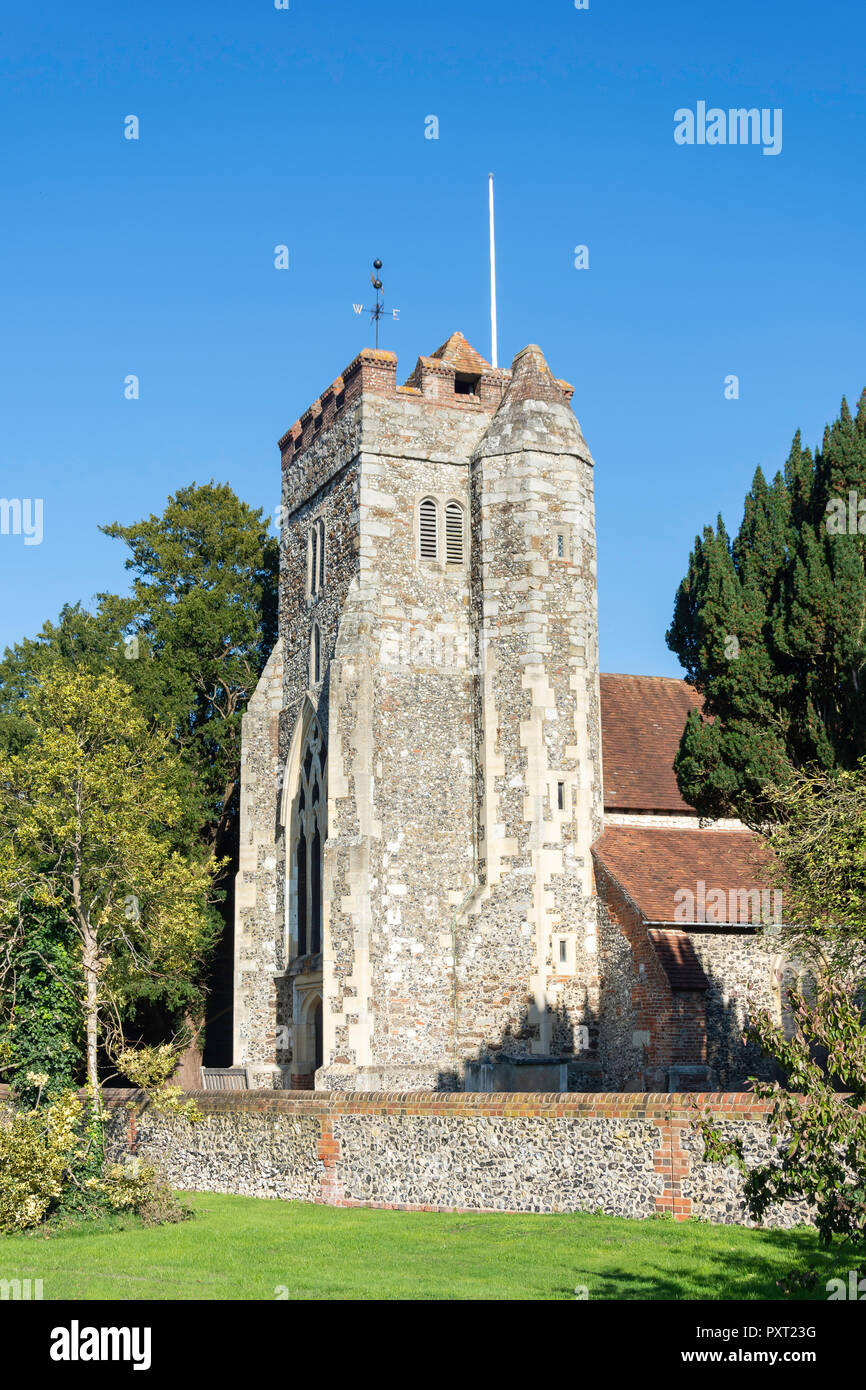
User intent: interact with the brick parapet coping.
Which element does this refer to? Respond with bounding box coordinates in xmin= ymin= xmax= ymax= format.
xmin=0 ymin=1084 xmax=771 ymax=1120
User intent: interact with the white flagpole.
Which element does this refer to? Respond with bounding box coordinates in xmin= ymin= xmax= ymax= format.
xmin=488 ymin=173 xmax=498 ymax=368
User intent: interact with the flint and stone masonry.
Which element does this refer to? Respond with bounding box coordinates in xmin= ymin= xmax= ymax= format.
xmin=91 ymin=1088 xmax=808 ymax=1228
xmin=233 ymin=332 xmax=789 ymax=1092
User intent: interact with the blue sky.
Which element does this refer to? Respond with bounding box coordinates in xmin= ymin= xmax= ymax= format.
xmin=1 ymin=0 xmax=863 ymax=675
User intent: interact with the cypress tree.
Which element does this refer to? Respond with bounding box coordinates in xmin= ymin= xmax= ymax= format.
xmin=667 ymin=391 xmax=866 ymax=814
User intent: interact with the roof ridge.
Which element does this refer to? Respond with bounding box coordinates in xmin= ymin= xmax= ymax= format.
xmin=600 ymin=672 xmax=693 ymax=683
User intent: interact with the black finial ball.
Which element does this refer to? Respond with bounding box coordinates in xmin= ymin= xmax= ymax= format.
xmin=373 ymin=259 xmax=383 ymax=270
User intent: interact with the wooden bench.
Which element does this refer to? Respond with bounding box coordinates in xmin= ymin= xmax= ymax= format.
xmin=200 ymin=1067 xmax=250 ymax=1091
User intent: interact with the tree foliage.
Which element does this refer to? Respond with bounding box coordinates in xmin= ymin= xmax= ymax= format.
xmin=0 ymin=907 xmax=82 ymax=1106
xmin=755 ymin=761 xmax=866 ymax=978
xmin=698 ymin=984 xmax=866 ymax=1246
xmin=0 ymin=664 xmax=220 ymax=1092
xmin=0 ymin=481 xmax=278 ymax=1082
xmin=99 ymin=480 xmax=279 ymax=853
xmin=667 ymin=391 xmax=866 ymax=816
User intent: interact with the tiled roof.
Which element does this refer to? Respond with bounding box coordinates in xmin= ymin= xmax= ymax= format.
xmin=647 ymin=929 xmax=709 ymax=990
xmin=429 ymin=331 xmax=490 ymax=374
xmin=592 ymin=825 xmax=774 ymax=924
xmin=600 ymin=673 xmax=702 ymax=811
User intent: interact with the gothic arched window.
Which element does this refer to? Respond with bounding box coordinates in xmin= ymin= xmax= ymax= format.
xmin=308 ymin=518 xmax=326 ymax=597
xmin=292 ymin=718 xmax=326 ymax=958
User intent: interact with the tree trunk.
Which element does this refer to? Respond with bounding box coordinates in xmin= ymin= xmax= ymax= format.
xmin=82 ymin=923 xmax=99 ymax=1093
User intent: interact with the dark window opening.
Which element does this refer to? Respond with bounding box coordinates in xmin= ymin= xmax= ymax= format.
xmin=311 ymin=625 xmax=322 ymax=684
xmin=334 ymin=391 xmax=345 ymax=413
xmin=557 ymin=781 xmax=565 ymax=811
xmin=559 ymin=939 xmax=568 ymax=964
xmin=454 ymin=372 xmax=481 ymax=396
xmin=311 ymin=828 xmax=322 ymax=954
xmin=297 ymin=830 xmax=308 ymax=956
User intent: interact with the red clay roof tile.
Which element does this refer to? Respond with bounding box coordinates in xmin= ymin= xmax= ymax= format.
xmin=593 ymin=825 xmax=775 ymax=924
xmin=600 ymin=673 xmax=702 ymax=811
xmin=429 ymin=331 xmax=490 ymax=374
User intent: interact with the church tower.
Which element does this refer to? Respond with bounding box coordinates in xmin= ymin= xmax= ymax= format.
xmin=233 ymin=334 xmax=603 ymax=1090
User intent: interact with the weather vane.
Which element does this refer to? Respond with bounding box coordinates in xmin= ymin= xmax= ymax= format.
xmin=353 ymin=259 xmax=400 ymax=349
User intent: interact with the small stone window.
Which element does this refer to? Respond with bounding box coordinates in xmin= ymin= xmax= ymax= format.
xmin=445 ymin=501 xmax=465 ymax=565
xmin=555 ymin=935 xmax=575 ymax=976
xmin=454 ymin=372 xmax=481 ymax=397
xmin=554 ymin=526 xmax=570 ymax=561
xmin=419 ymin=497 xmax=438 ymax=561
xmin=557 ymin=781 xmax=565 ymax=811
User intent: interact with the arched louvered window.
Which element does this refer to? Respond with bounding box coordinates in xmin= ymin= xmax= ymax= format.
xmin=419 ymin=497 xmax=438 ymax=560
xmin=310 ymin=624 xmax=322 ymax=685
xmin=445 ymin=501 xmax=465 ymax=565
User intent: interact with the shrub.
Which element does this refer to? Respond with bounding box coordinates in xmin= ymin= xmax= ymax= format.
xmin=697 ymin=983 xmax=866 ymax=1245
xmin=0 ymin=1076 xmax=188 ymax=1232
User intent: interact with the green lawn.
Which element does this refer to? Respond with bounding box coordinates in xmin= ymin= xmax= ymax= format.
xmin=0 ymin=1193 xmax=859 ymax=1300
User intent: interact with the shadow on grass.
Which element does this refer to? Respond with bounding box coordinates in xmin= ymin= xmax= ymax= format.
xmin=550 ymin=1217 xmax=866 ymax=1301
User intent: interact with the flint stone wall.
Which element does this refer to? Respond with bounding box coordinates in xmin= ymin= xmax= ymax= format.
xmin=93 ymin=1088 xmax=809 ymax=1227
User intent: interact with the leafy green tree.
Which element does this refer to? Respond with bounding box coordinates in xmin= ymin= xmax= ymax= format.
xmin=99 ymin=480 xmax=279 ymax=854
xmin=0 ymin=482 xmax=279 ymax=858
xmin=0 ymin=603 xmax=128 ymax=757
xmin=0 ymin=483 xmax=278 ymax=1070
xmin=667 ymin=391 xmax=866 ymax=815
xmin=0 ymin=907 xmax=82 ymax=1105
xmin=698 ymin=983 xmax=866 ymax=1247
xmin=755 ymin=760 xmax=866 ymax=980
xmin=0 ymin=664 xmax=219 ymax=1094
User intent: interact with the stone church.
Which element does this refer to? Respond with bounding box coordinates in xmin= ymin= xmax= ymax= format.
xmin=233 ymin=332 xmax=789 ymax=1093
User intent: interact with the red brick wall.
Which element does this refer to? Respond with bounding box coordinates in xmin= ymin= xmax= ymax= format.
xmin=597 ymin=869 xmax=707 ymax=1084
